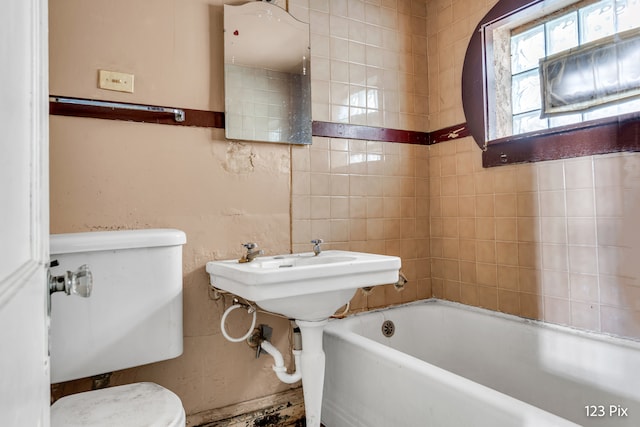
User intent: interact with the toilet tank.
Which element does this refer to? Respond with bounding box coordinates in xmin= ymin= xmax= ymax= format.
xmin=49 ymin=229 xmax=187 ymax=384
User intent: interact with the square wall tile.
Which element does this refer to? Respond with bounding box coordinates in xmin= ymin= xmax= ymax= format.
xmin=567 ymin=218 xmax=596 ymax=246
xmin=568 ymin=245 xmax=598 ymax=276
xmin=544 ymin=296 xmax=571 ymax=326
xmin=564 ymin=158 xmax=594 ymax=189
xmin=566 ymin=189 xmax=595 ymax=217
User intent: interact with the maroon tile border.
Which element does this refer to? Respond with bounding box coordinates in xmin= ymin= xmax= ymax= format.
xmin=49 ymin=96 xmax=225 ymax=129
xmin=49 ymin=96 xmax=640 ymax=167
xmin=311 ymin=121 xmax=429 ymax=144
xmin=49 ymin=95 xmax=476 ymax=147
xmin=429 ymin=123 xmax=470 ymax=144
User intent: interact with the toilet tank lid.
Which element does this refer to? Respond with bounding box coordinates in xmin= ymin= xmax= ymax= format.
xmin=50 ymin=229 xmax=187 ymax=255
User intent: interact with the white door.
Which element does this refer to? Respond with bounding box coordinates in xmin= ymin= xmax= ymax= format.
xmin=0 ymin=0 xmax=50 ymax=426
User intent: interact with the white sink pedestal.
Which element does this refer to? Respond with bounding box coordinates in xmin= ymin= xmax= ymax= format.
xmin=205 ymin=250 xmax=402 ymax=427
xmin=296 ymin=319 xmax=328 ymax=427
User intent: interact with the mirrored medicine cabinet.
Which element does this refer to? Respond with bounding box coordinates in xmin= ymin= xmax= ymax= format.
xmin=223 ymin=2 xmax=312 ymax=145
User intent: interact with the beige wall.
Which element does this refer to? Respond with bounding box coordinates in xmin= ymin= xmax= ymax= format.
xmin=48 ymin=0 xmax=433 ymax=417
xmin=49 ymin=0 xmax=296 ymax=415
xmin=290 ymin=0 xmax=432 ymax=312
xmin=48 ymin=0 xmax=640 ymax=420
xmin=291 ymin=138 xmax=432 ymax=312
xmin=425 ymin=0 xmax=640 ymax=340
xmin=428 ymin=139 xmax=640 ymax=339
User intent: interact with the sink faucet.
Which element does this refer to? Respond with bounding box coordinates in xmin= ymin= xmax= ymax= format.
xmin=239 ymin=242 xmax=264 ymax=263
xmin=311 ymin=239 xmax=323 ymax=256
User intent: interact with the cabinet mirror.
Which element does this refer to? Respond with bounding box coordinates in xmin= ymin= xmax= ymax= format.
xmin=224 ymin=2 xmax=311 ymax=145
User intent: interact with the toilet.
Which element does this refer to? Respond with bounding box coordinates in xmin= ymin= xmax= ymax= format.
xmin=48 ymin=229 xmax=187 ymax=427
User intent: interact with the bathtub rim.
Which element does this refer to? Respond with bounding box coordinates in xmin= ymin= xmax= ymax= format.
xmin=322 ymin=330 xmax=581 ymax=426
xmin=322 ymin=298 xmax=585 ymax=427
xmin=326 ymin=298 xmax=640 ymax=350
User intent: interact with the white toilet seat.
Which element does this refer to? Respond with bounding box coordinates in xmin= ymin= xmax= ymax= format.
xmin=51 ymin=382 xmax=185 ymax=427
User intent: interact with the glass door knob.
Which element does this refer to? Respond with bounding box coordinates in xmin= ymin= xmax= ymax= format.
xmin=49 ymin=264 xmax=93 ymax=297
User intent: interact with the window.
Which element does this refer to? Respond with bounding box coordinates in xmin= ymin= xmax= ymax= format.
xmin=540 ymin=27 xmax=640 ymax=117
xmin=491 ymin=0 xmax=640 ymax=139
xmin=462 ymin=0 xmax=640 ymax=167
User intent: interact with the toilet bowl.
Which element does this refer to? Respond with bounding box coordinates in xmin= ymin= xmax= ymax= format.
xmin=49 ymin=229 xmax=187 ymax=427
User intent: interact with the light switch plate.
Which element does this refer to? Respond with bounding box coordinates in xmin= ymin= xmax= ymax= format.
xmin=98 ymin=70 xmax=134 ymax=93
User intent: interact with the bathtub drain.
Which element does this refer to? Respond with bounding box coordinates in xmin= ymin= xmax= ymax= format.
xmin=381 ymin=320 xmax=395 ymax=337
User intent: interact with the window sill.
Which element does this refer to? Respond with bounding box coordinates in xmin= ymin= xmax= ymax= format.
xmin=483 ymin=112 xmax=640 ymax=167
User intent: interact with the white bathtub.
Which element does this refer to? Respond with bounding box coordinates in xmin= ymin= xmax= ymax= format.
xmin=322 ymin=299 xmax=640 ymax=427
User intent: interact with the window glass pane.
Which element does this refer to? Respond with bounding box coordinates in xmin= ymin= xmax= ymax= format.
xmin=550 ymin=113 xmax=582 ymax=127
xmin=546 ymin=12 xmax=578 ymax=55
xmin=618 ymin=35 xmax=640 ymax=91
xmin=501 ymin=0 xmax=640 ymax=142
xmin=593 ymin=43 xmax=621 ymax=94
xmin=511 ymin=25 xmax=545 ymax=74
xmin=583 ymin=97 xmax=640 ymax=120
xmin=513 ymin=111 xmax=548 ymax=134
xmin=540 ymin=29 xmax=640 ymax=115
xmin=580 ymin=1 xmax=615 ymax=43
xmin=616 ymin=0 xmax=640 ymax=32
xmin=618 ymin=97 xmax=640 ymax=114
xmin=512 ymin=69 xmax=542 ymax=114
xmin=584 ymin=102 xmax=620 ymax=120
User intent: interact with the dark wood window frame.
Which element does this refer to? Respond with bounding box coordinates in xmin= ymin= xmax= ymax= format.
xmin=462 ymin=0 xmax=640 ymax=168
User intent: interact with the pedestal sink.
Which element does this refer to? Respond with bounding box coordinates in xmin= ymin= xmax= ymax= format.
xmin=206 ymin=250 xmax=401 ymax=427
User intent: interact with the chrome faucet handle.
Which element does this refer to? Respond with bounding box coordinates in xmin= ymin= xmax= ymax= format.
xmin=242 ymin=242 xmax=258 ymax=250
xmin=49 ymin=264 xmax=93 ymax=297
xmin=239 ymin=242 xmax=263 ymax=263
xmin=311 ymin=239 xmax=324 ymax=256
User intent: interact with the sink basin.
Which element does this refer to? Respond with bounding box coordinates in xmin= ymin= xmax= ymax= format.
xmin=205 ymin=250 xmax=400 ymax=321
xmin=207 ymin=249 xmax=401 ymax=427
